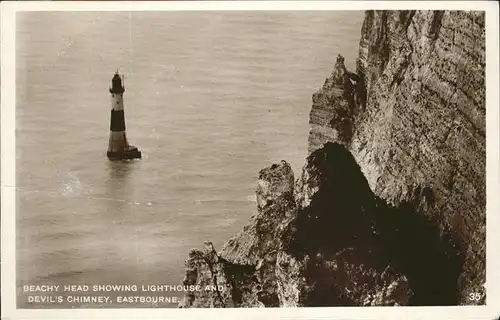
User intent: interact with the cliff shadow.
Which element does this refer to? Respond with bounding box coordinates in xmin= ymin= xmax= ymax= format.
xmin=285 ymin=143 xmax=376 ymax=257
xmin=282 ymin=142 xmax=463 ymax=306
xmin=373 ymin=194 xmax=463 ymax=305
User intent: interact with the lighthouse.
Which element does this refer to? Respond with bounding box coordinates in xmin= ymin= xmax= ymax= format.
xmin=107 ymin=71 xmax=141 ymax=160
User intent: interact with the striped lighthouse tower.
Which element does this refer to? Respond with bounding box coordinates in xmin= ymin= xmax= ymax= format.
xmin=107 ymin=71 xmax=141 ymax=160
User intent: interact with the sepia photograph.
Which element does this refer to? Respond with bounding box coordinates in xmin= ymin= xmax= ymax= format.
xmin=2 ymin=1 xmax=500 ymax=319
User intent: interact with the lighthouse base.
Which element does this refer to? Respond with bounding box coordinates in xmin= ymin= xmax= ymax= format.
xmin=107 ymin=146 xmax=142 ymax=160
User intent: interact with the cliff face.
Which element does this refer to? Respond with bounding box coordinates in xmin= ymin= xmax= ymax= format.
xmin=309 ymin=10 xmax=485 ymax=303
xmin=179 ymin=10 xmax=485 ymax=307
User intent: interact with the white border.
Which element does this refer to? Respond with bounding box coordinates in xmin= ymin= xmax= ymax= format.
xmin=1 ymin=1 xmax=499 ymax=320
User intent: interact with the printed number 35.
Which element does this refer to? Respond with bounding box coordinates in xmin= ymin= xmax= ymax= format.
xmin=469 ymin=292 xmax=482 ymax=301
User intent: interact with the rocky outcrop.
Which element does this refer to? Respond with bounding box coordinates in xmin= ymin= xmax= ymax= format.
xmin=179 ymin=161 xmax=296 ymax=308
xmin=179 ymin=10 xmax=485 ymax=307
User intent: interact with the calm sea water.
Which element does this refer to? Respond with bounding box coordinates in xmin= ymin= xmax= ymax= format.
xmin=16 ymin=11 xmax=364 ymax=308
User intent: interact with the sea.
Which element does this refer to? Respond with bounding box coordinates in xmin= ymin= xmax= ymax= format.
xmin=15 ymin=10 xmax=364 ymax=308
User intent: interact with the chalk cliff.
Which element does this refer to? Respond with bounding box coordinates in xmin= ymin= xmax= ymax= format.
xmin=179 ymin=10 xmax=485 ymax=307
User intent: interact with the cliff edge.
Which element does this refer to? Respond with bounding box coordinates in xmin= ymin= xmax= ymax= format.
xmin=179 ymin=10 xmax=485 ymax=307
